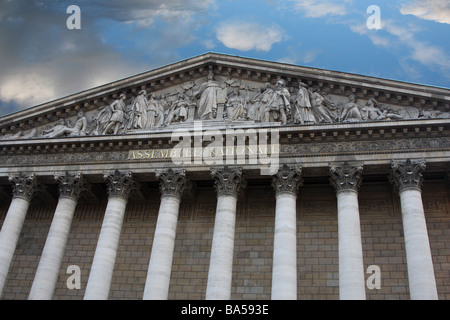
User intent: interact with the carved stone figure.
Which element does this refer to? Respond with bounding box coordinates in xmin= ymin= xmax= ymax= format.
xmin=225 ymin=89 xmax=247 ymax=121
xmin=264 ymin=79 xmax=290 ymax=125
xmin=339 ymin=94 xmax=362 ymax=122
xmin=42 ymin=111 xmax=88 ymax=138
xmin=249 ymin=83 xmax=273 ymax=122
xmin=361 ymin=98 xmax=388 ymax=121
xmin=103 ymin=94 xmax=127 ymax=135
xmin=129 ymin=90 xmax=149 ymax=129
xmin=309 ymin=89 xmax=335 ymax=123
xmin=194 ymin=71 xmax=220 ymax=120
xmin=165 ymin=92 xmax=189 ymax=125
xmin=146 ymin=93 xmax=165 ymax=129
xmin=293 ymin=81 xmax=315 ymax=125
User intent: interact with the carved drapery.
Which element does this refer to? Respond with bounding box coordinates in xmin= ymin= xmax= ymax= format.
xmin=271 ymin=164 xmax=303 ymax=195
xmin=329 ymin=163 xmax=363 ymax=193
xmin=156 ymin=168 xmax=189 ymax=199
xmin=55 ymin=172 xmax=84 ymax=200
xmin=390 ymin=159 xmax=426 ymax=192
xmin=211 ymin=166 xmax=243 ymax=198
xmin=9 ymin=174 xmax=37 ymax=201
xmin=104 ymin=170 xmax=134 ymax=199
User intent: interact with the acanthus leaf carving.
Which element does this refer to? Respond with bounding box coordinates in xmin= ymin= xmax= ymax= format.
xmin=329 ymin=162 xmax=363 ymax=193
xmin=211 ymin=166 xmax=243 ymax=197
xmin=156 ymin=168 xmax=190 ymax=198
xmin=104 ymin=170 xmax=134 ymax=199
xmin=9 ymin=173 xmax=38 ymax=201
xmin=390 ymin=159 xmax=426 ymax=192
xmin=271 ymin=164 xmax=303 ymax=195
xmin=55 ymin=172 xmax=85 ymax=200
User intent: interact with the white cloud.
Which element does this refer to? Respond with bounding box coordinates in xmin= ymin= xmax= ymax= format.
xmin=216 ymin=21 xmax=286 ymax=51
xmin=350 ymin=18 xmax=450 ymax=77
xmin=0 ymin=0 xmax=217 ymax=114
xmin=292 ymin=0 xmax=348 ymax=18
xmin=400 ymin=0 xmax=450 ymax=24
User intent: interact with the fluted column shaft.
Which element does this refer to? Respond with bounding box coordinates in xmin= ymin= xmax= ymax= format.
xmin=391 ymin=159 xmax=438 ymax=300
xmin=84 ymin=171 xmax=133 ymax=300
xmin=29 ymin=173 xmax=84 ymax=300
xmin=271 ymin=164 xmax=302 ymax=300
xmin=0 ymin=174 xmax=37 ymax=296
xmin=206 ymin=167 xmax=243 ymax=300
xmin=330 ymin=163 xmax=366 ymax=300
xmin=143 ymin=169 xmax=189 ymax=300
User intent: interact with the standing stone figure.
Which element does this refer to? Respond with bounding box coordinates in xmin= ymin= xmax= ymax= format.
xmin=130 ymin=90 xmax=149 ymax=129
xmin=309 ymin=88 xmax=335 ymax=123
xmin=146 ymin=93 xmax=165 ymax=129
xmin=103 ymin=94 xmax=127 ymax=135
xmin=265 ymin=79 xmax=290 ymax=125
xmin=293 ymin=81 xmax=315 ymax=125
xmin=249 ymin=83 xmax=273 ymax=122
xmin=194 ymin=71 xmax=220 ymax=120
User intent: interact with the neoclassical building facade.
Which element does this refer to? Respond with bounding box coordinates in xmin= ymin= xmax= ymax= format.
xmin=0 ymin=53 xmax=449 ymax=300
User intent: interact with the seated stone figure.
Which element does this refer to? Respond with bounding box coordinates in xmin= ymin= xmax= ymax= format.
xmin=339 ymin=94 xmax=362 ymax=122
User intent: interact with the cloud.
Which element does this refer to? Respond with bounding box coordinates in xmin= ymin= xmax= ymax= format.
xmin=216 ymin=21 xmax=286 ymax=51
xmin=400 ymin=0 xmax=450 ymax=24
xmin=0 ymin=0 xmax=216 ymax=114
xmin=292 ymin=0 xmax=348 ymax=18
xmin=349 ymin=17 xmax=450 ymax=78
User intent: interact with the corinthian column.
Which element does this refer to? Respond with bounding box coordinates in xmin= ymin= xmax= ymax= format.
xmin=0 ymin=174 xmax=37 ymax=296
xmin=271 ymin=164 xmax=303 ymax=300
xmin=84 ymin=170 xmax=134 ymax=300
xmin=330 ymin=163 xmax=366 ymax=300
xmin=29 ymin=172 xmax=84 ymax=300
xmin=206 ymin=167 xmax=243 ymax=300
xmin=143 ymin=169 xmax=189 ymax=300
xmin=391 ymin=159 xmax=438 ymax=300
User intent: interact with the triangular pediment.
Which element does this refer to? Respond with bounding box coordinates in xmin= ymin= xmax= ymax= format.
xmin=1 ymin=52 xmax=449 ymax=141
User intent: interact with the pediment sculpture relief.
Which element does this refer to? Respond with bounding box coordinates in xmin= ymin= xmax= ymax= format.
xmin=2 ymin=73 xmax=449 ymax=140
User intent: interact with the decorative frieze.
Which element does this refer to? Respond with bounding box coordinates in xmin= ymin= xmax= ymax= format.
xmin=390 ymin=159 xmax=426 ymax=192
xmin=211 ymin=166 xmax=243 ymax=197
xmin=104 ymin=170 xmax=134 ymax=199
xmin=55 ymin=172 xmax=84 ymax=200
xmin=329 ymin=163 xmax=363 ymax=193
xmin=9 ymin=174 xmax=38 ymax=201
xmin=271 ymin=164 xmax=303 ymax=195
xmin=156 ymin=168 xmax=189 ymax=199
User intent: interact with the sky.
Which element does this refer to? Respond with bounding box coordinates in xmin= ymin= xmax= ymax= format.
xmin=0 ymin=0 xmax=449 ymax=117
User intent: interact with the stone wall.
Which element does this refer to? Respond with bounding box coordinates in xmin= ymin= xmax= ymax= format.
xmin=0 ymin=181 xmax=449 ymax=300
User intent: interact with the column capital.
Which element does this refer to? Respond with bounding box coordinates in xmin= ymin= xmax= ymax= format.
xmin=329 ymin=163 xmax=363 ymax=193
xmin=211 ymin=166 xmax=243 ymax=198
xmin=156 ymin=168 xmax=189 ymax=199
xmin=8 ymin=173 xmax=38 ymax=201
xmin=390 ymin=159 xmax=426 ymax=192
xmin=55 ymin=172 xmax=85 ymax=200
xmin=271 ymin=164 xmax=303 ymax=196
xmin=104 ymin=170 xmax=134 ymax=200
